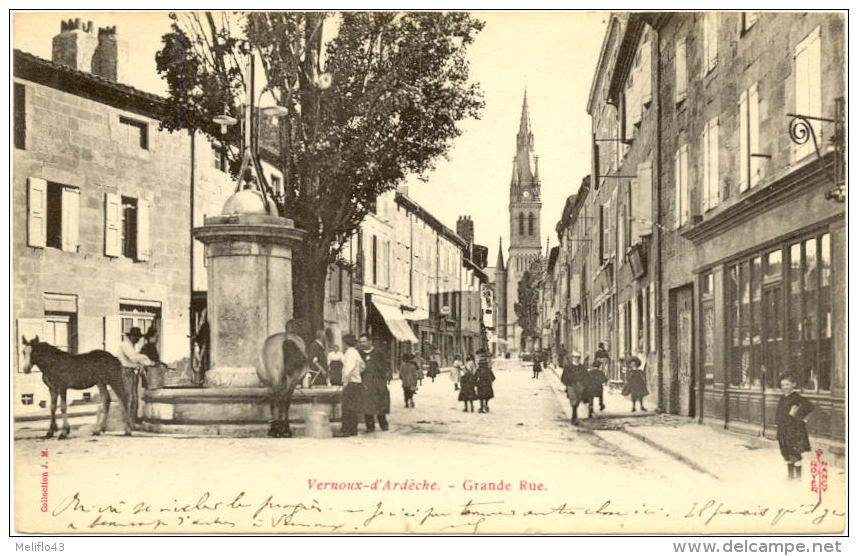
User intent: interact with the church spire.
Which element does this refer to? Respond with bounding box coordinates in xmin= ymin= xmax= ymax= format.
xmin=510 ymin=88 xmax=539 ymax=194
xmin=496 ymin=236 xmax=505 ymax=271
xmin=517 ymin=89 xmax=533 ymax=148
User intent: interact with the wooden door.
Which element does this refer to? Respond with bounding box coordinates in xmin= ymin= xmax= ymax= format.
xmin=671 ymin=285 xmax=695 ymax=416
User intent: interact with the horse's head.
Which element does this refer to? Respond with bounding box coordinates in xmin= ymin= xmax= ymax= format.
xmin=21 ymin=335 xmax=39 ymax=374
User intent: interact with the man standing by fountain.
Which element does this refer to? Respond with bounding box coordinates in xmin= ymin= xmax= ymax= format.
xmin=118 ymin=327 xmax=154 ymax=426
xmin=307 ymin=329 xmax=329 ymax=386
xmin=359 ymin=333 xmax=390 ymax=432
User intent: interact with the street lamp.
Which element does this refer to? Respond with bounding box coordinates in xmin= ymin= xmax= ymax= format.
xmin=211 ymin=53 xmax=279 ymax=216
xmin=213 ymin=102 xmax=238 ymax=135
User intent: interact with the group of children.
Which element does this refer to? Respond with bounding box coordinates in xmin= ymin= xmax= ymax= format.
xmin=452 ymin=352 xmax=496 ymax=413
xmin=560 ymin=345 xmax=816 ymax=481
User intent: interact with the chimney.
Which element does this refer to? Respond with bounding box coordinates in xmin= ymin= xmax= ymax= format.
xmin=457 ymin=216 xmax=475 ymax=259
xmin=52 ymin=19 xmax=98 ymax=72
xmin=92 ymin=26 xmax=127 ymax=82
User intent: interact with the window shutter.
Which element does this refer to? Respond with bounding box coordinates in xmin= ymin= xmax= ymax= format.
xmin=701 ymin=125 xmax=709 ymax=213
xmin=674 ymin=151 xmax=682 ymax=228
xmin=631 ymin=83 xmax=642 ymax=125
xmin=598 ymin=205 xmax=605 ymax=262
xmin=61 ymin=186 xmax=80 ymax=252
xmin=675 ymin=39 xmax=687 ymax=103
xmin=680 ymin=145 xmax=689 ymax=224
xmin=807 ymin=33 xmax=822 ymax=140
xmin=709 ymin=118 xmax=720 ymax=208
xmin=137 ymin=198 xmax=151 ymax=261
xmin=795 ymin=27 xmax=821 ymax=161
xmin=648 ymin=285 xmax=656 ymax=352
xmin=631 ymin=295 xmax=639 ymax=356
xmin=103 ymin=316 xmax=122 ymax=356
xmin=632 ymin=162 xmax=653 ymax=240
xmin=706 ymin=13 xmax=718 ymax=72
xmin=605 ymin=198 xmax=612 ymax=259
xmin=104 ymin=192 xmax=121 ymax=257
xmin=641 ymin=41 xmax=652 ymax=106
xmin=17 ymin=318 xmax=47 ymax=373
xmin=27 ymin=177 xmax=47 ymax=248
xmin=749 ymin=84 xmax=761 ymax=187
xmin=739 ymin=90 xmax=749 ymax=192
xmin=329 ymin=266 xmax=338 ymax=301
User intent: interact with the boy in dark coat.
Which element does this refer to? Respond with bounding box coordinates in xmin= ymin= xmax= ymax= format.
xmin=399 ymin=353 xmax=419 ymax=408
xmin=587 ymin=359 xmax=608 ymax=412
xmin=532 ymin=357 xmax=542 ymax=379
xmin=458 ymin=355 xmax=477 ymax=412
xmin=475 ymin=351 xmax=495 ymax=413
xmin=776 ymin=374 xmax=815 ymax=480
xmin=622 ymin=356 xmax=649 ymax=411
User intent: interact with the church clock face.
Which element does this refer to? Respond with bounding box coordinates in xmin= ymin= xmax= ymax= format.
xmin=522 ymin=190 xmax=530 ymax=199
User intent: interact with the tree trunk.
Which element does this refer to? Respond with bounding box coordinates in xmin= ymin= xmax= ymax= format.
xmin=292 ymin=240 xmax=329 ymax=339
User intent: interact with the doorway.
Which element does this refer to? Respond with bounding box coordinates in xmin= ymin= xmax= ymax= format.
xmin=669 ymin=285 xmax=695 ymax=416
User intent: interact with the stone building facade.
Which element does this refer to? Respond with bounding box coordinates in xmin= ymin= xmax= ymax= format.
xmin=544 ymin=12 xmax=844 ymax=450
xmin=588 ymin=13 xmax=660 ymax=388
xmin=654 ymin=12 xmax=846 ymax=445
xmin=12 ymin=22 xmax=234 ymax=411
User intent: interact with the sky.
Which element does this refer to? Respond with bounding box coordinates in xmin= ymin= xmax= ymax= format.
xmin=12 ymin=11 xmax=608 ymax=262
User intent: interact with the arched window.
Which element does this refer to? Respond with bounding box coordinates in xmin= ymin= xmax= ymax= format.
xmin=518 ymin=213 xmax=524 ymax=236
xmin=528 ymin=213 xmax=535 ymax=236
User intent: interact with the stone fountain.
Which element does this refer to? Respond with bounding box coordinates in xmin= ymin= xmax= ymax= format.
xmin=140 ymin=58 xmax=341 ymax=435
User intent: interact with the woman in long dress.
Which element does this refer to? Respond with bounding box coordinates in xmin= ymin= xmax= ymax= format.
xmin=458 ymin=354 xmax=477 ymax=412
xmin=475 ymin=351 xmax=495 ymax=413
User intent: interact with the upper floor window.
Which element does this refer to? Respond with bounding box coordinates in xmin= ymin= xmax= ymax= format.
xmin=27 ymin=178 xmax=79 ymax=252
xmin=518 ymin=212 xmax=525 ymax=236
xmin=119 ymin=116 xmax=149 ymax=150
xmin=212 ymin=143 xmax=228 ymax=172
xmin=528 ymin=213 xmax=535 ymax=236
xmin=270 ymin=175 xmax=283 ymax=199
xmin=121 ymin=197 xmax=138 ymax=260
xmin=104 ymin=192 xmax=150 ymax=261
xmin=703 ymin=12 xmax=718 ymax=75
xmin=14 ymin=83 xmax=26 ymax=150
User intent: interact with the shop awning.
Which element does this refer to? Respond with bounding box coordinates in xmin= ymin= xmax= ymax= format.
xmin=372 ymin=300 xmax=419 ymax=344
xmin=403 ymin=307 xmax=429 ymax=322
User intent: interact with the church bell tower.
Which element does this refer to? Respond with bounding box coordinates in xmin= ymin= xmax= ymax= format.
xmin=505 ymin=90 xmax=543 ymax=354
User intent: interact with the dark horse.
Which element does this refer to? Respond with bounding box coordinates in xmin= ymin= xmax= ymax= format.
xmin=257 ymin=319 xmax=312 ymax=438
xmin=21 ymin=336 xmax=133 ymax=439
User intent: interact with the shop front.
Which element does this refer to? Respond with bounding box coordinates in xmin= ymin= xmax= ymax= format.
xmin=366 ymin=294 xmax=419 ymax=378
xmin=684 ymin=156 xmax=845 ymax=447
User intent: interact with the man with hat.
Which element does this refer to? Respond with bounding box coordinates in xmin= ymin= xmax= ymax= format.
xmin=560 ymin=350 xmax=590 ymax=425
xmin=118 ymin=327 xmax=154 ymax=426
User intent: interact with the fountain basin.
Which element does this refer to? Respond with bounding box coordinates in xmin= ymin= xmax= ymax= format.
xmin=140 ymin=386 xmax=342 ymax=437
